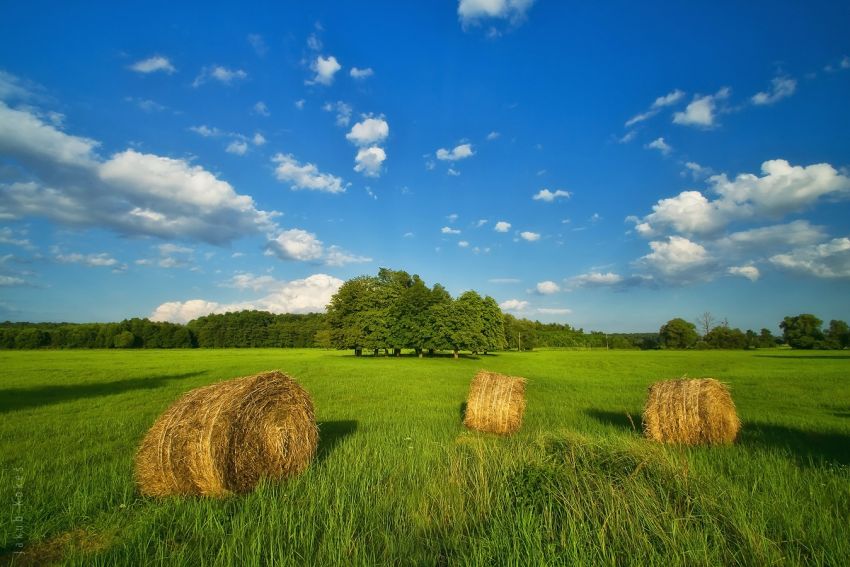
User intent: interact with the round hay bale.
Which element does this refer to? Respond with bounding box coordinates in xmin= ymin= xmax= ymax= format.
xmin=463 ymin=370 xmax=526 ymax=435
xmin=642 ymin=378 xmax=740 ymax=445
xmin=134 ymin=370 xmax=318 ymax=497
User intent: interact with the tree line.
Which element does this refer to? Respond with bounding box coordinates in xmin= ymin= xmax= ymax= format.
xmin=658 ymin=313 xmax=849 ymax=350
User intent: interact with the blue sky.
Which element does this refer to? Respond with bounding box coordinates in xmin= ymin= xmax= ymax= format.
xmin=1 ymin=0 xmax=849 ymax=332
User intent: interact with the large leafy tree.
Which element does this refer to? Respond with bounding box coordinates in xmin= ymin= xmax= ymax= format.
xmin=825 ymin=319 xmax=850 ymax=349
xmin=659 ymin=318 xmax=699 ymax=349
xmin=780 ymin=314 xmax=824 ymax=349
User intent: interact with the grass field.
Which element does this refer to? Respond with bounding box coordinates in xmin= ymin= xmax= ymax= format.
xmin=1 ymin=348 xmax=849 ymax=566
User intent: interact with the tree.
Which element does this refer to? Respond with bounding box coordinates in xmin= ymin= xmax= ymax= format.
xmin=758 ymin=328 xmax=777 ymax=348
xmin=704 ymin=325 xmax=748 ymax=349
xmin=780 ymin=314 xmax=824 ymax=349
xmin=825 ymin=319 xmax=850 ymax=349
xmin=697 ymin=311 xmax=715 ymax=337
xmin=659 ymin=318 xmax=699 ymax=349
xmin=480 ymin=296 xmax=507 ymax=354
xmin=326 ymin=275 xmax=378 ymax=355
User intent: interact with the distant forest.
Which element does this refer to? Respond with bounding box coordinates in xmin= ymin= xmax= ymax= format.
xmin=0 ymin=311 xmax=655 ymax=351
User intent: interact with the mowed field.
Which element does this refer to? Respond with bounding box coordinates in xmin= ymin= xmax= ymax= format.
xmin=1 ymin=349 xmax=848 ymax=566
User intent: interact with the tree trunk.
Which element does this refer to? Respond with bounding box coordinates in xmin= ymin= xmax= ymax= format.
xmin=428 ymin=349 xmax=434 ymax=356
xmin=394 ymin=348 xmax=401 ymax=357
xmin=453 ymin=349 xmax=459 ymax=359
xmin=355 ymin=348 xmax=362 ymax=357
xmin=373 ymin=348 xmax=379 ymax=356
xmin=415 ymin=348 xmax=422 ymax=358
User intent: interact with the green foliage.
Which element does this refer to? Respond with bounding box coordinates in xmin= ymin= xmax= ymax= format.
xmin=703 ymin=325 xmax=748 ymax=349
xmin=825 ymin=319 xmax=850 ymax=349
xmin=659 ymin=318 xmax=699 ymax=349
xmin=781 ymin=313 xmax=825 ymax=349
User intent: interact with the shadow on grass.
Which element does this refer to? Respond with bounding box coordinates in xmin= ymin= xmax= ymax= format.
xmin=459 ymin=401 xmax=468 ymax=423
xmin=753 ymin=354 xmax=850 ymax=360
xmin=0 ymin=371 xmax=206 ymax=414
xmin=584 ymin=408 xmax=642 ymax=434
xmin=741 ymin=421 xmax=850 ymax=466
xmin=316 ymin=420 xmax=358 ymax=464
xmin=340 ymin=351 xmax=491 ymax=360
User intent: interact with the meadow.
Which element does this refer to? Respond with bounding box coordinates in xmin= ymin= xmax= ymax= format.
xmin=0 ymin=348 xmax=848 ymax=566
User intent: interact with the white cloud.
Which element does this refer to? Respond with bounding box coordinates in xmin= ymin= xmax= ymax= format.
xmin=770 ymin=237 xmax=850 ymax=278
xmin=683 ymin=161 xmax=712 ymax=179
xmin=447 ymin=168 xmax=460 ymax=176
xmin=476 ymin=219 xmax=488 ymax=227
xmin=751 ymin=76 xmax=796 ymax=106
xmin=535 ymin=280 xmax=560 ymax=294
xmin=717 ymin=220 xmax=827 ymax=254
xmin=447 ymin=213 xmax=459 ymax=223
xmin=570 ymin=272 xmax=623 ymax=287
xmin=253 ymin=101 xmax=270 ymax=116
xmin=0 ymin=275 xmax=26 ymax=287
xmin=150 ymin=273 xmax=344 ymax=323
xmin=129 ymin=56 xmax=176 ymax=74
xmin=225 ymin=273 xmax=278 ymax=292
xmin=0 ymin=227 xmax=33 ymax=249
xmin=350 ymin=67 xmax=374 ymax=79
xmin=486 ymin=131 xmax=500 ymax=141
xmin=631 ymin=160 xmax=850 ymax=236
xmin=673 ymin=87 xmax=730 ymax=127
xmin=247 ymin=34 xmax=268 ymax=56
xmin=458 ymin=240 xmax=470 ymax=248
xmin=625 ymin=89 xmax=684 ymax=127
xmin=441 ymin=226 xmax=461 ymax=235
xmin=494 ymin=221 xmax=511 ymax=232
xmin=226 ymin=140 xmax=248 ymax=155
xmin=532 ymin=188 xmax=571 ymax=202
xmin=537 ymin=307 xmax=572 ymax=315
xmin=436 ymin=143 xmax=474 ymax=161
xmin=189 ymin=124 xmax=223 ymax=137
xmin=458 ymin=0 xmax=536 ymax=25
xmin=323 ymin=101 xmax=353 ymax=127
xmin=353 ymin=146 xmax=386 ymax=177
xmin=346 ymin=117 xmax=389 ymax=146
xmin=645 ymin=137 xmax=672 ymax=155
xmin=272 ymin=153 xmax=346 ymax=194
xmin=306 ymin=33 xmax=322 ymax=52
xmin=193 ymin=66 xmax=248 ymax=87
xmin=0 ymin=70 xmax=37 ymax=101
xmin=489 ymin=277 xmax=520 ymax=284
xmin=520 ymin=231 xmax=540 ymax=241
xmin=727 ymin=265 xmax=760 ymax=281
xmin=252 ymin=133 xmax=266 ymax=146
xmin=325 ymin=245 xmax=372 ymax=266
xmin=294 ymin=99 xmax=305 ymax=110
xmin=266 ymin=229 xmax=324 ymax=261
xmin=618 ymin=130 xmax=637 ymax=144
xmin=639 ymin=236 xmax=711 ymax=280
xmin=0 ymin=100 xmax=99 ymax=167
xmin=308 ymin=55 xmax=341 ymax=86
xmin=499 ymin=298 xmax=529 ymax=312
xmin=55 ymin=252 xmax=119 ymax=268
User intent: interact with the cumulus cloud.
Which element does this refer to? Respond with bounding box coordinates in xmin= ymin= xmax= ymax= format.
xmin=350 ymin=67 xmax=374 ymax=79
xmin=0 ymin=275 xmax=27 ymax=287
xmin=129 ymin=56 xmax=176 ymax=74
xmin=266 ymin=229 xmax=324 ymax=261
xmin=535 ymin=280 xmax=560 ymax=294
xmin=770 ymin=237 xmax=850 ymax=278
xmin=189 ymin=124 xmax=222 ymax=137
xmin=537 ymin=307 xmax=572 ymax=315
xmin=727 ymin=265 xmax=760 ymax=281
xmin=532 ymin=188 xmax=571 ymax=202
xmin=325 ymin=245 xmax=372 ymax=266
xmin=570 ymin=271 xmax=623 ymax=287
xmin=499 ymin=298 xmax=529 ymax=312
xmin=625 ymin=89 xmax=684 ymax=127
xmin=645 ymin=137 xmax=672 ymax=155
xmin=673 ymin=87 xmax=730 ymax=127
xmin=253 ymin=101 xmax=270 ymax=116
xmin=458 ymin=240 xmax=470 ymax=248
xmin=272 ymin=153 xmax=346 ymax=193
xmin=55 ymin=251 xmax=120 ymax=268
xmin=717 ymin=220 xmax=827 ymax=255
xmin=458 ymin=0 xmax=536 ymax=25
xmin=252 ymin=133 xmax=266 ymax=146
xmin=494 ymin=221 xmax=511 ymax=232
xmin=751 ymin=76 xmax=796 ymax=106
xmin=226 ymin=140 xmax=248 ymax=155
xmin=520 ymin=231 xmax=540 ymax=241
xmin=441 ymin=226 xmax=461 ymax=235
xmin=323 ymin=101 xmax=353 ymax=127
xmin=630 ymin=159 xmax=850 ymax=236
xmin=486 ymin=131 xmax=500 ymax=141
xmin=639 ymin=236 xmax=712 ymax=281
xmin=307 ymin=55 xmax=341 ymax=85
xmin=346 ymin=117 xmax=389 ymax=146
xmin=193 ymin=66 xmax=248 ymax=87
xmin=353 ymin=146 xmax=386 ymax=177
xmin=150 ymin=273 xmax=345 ymax=323
xmin=436 ymin=143 xmax=474 ymax=161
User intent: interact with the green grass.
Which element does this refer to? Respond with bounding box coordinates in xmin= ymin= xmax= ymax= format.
xmin=1 ymin=348 xmax=848 ymax=566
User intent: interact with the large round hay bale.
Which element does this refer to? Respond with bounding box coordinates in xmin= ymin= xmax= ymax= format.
xmin=642 ymin=378 xmax=740 ymax=445
xmin=463 ymin=371 xmax=527 ymax=435
xmin=134 ymin=370 xmax=318 ymax=497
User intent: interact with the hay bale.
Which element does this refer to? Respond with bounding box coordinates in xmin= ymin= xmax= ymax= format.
xmin=135 ymin=370 xmax=318 ymax=497
xmin=463 ymin=371 xmax=526 ymax=435
xmin=642 ymin=378 xmax=740 ymax=445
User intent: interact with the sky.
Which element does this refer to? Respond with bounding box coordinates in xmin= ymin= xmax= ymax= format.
xmin=1 ymin=0 xmax=849 ymax=332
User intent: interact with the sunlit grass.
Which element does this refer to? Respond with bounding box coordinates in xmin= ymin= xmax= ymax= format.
xmin=1 ymin=349 xmax=848 ymax=565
